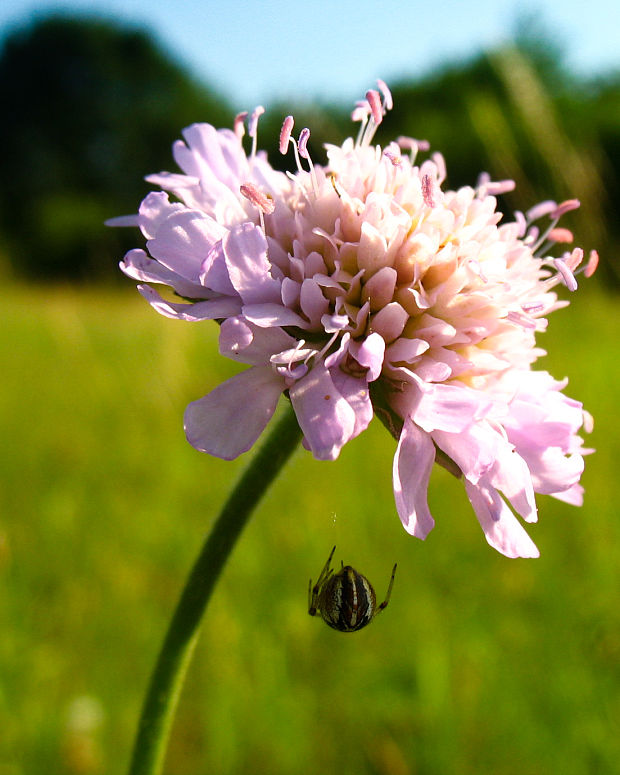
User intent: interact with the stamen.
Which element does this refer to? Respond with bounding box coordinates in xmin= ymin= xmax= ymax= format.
xmin=279 ymin=115 xmax=294 ymax=155
xmin=234 ymin=111 xmax=248 ymax=140
xmin=526 ymin=200 xmax=557 ymax=222
xmin=297 ymin=128 xmax=319 ymax=197
xmin=548 ymin=227 xmax=574 ymax=244
xmin=240 ymin=182 xmax=275 ymax=214
xmin=551 ymin=199 xmax=580 ymax=219
xmin=397 ymin=136 xmax=429 ymax=164
xmin=421 ymin=174 xmax=436 ymax=208
xmin=240 ymin=181 xmax=274 ymax=232
xmin=584 ymin=249 xmax=599 ymax=278
xmin=553 ymin=257 xmax=578 ymax=291
xmin=366 ymin=89 xmax=383 ymax=126
xmin=383 ymin=148 xmax=402 ymax=166
xmin=297 ymin=128 xmax=310 ymax=159
xmin=248 ymin=105 xmax=265 ymax=159
xmin=431 ymin=152 xmax=446 ymax=185
xmin=477 ymin=172 xmax=516 ymax=196
xmin=565 ymin=247 xmax=583 ymax=271
xmin=521 ymin=301 xmax=545 ymax=314
xmin=376 ymin=79 xmax=393 ymax=110
xmin=351 ymin=101 xmax=371 ymax=123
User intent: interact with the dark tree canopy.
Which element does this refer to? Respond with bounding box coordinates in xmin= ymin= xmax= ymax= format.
xmin=0 ymin=14 xmax=231 ymax=280
xmin=0 ymin=13 xmax=617 ymax=285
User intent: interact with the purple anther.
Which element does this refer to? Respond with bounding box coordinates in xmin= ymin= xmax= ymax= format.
xmin=551 ymin=199 xmax=580 ymax=219
xmin=397 ymin=136 xmax=430 ymax=153
xmin=483 ymin=179 xmax=516 ymax=195
xmin=248 ymin=105 xmax=265 ymax=138
xmin=365 ymin=89 xmax=383 ymax=126
xmin=521 ymin=301 xmax=545 ymax=314
xmin=383 ymin=148 xmax=402 ymax=166
xmin=584 ymin=249 xmax=599 ymax=278
xmin=279 ymin=115 xmax=294 ymax=155
xmin=553 ymin=257 xmax=578 ymax=291
xmin=234 ymin=111 xmax=248 ymax=139
xmin=526 ymin=200 xmax=557 ymax=222
xmin=240 ymin=182 xmax=275 ymax=214
xmin=298 ymin=128 xmax=311 ymax=159
xmin=376 ymin=79 xmax=393 ymax=110
xmin=421 ymin=174 xmax=435 ymax=208
xmin=514 ymin=210 xmax=527 ymax=237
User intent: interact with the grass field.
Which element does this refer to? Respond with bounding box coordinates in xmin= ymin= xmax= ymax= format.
xmin=2 ymin=281 xmax=619 ymax=775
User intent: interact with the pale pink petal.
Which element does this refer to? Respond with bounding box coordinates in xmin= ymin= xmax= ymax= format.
xmin=242 ymin=303 xmax=311 ymax=329
xmin=371 ymin=302 xmax=409 ymax=342
xmin=413 ymin=383 xmax=494 ymax=434
xmin=330 ymin=369 xmax=373 ymax=440
xmin=392 ymin=417 xmax=436 ymax=539
xmin=432 ymin=422 xmax=500 ymax=484
xmin=465 ymin=478 xmax=540 ymax=558
xmin=184 ymin=366 xmax=285 ymax=459
xmin=136 ymin=191 xmax=187 ymax=239
xmin=223 ymin=223 xmax=282 ymax=304
xmin=219 ymin=317 xmax=297 ymax=364
xmin=289 ymin=363 xmax=356 ymax=461
xmin=348 ymin=332 xmax=385 ymax=381
xmin=137 ymin=284 xmax=241 ymax=321
xmin=299 ymin=279 xmax=330 ymax=326
xmin=121 ymin=249 xmax=211 ymax=298
xmin=199 ymin=241 xmax=236 ymax=295
xmin=385 ymin=338 xmax=429 ymax=364
xmin=147 ymin=208 xmax=225 ymax=281
xmin=550 ymin=483 xmax=584 ymax=506
xmin=488 ymin=445 xmax=538 ymax=523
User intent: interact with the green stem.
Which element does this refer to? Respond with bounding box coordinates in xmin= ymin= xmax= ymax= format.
xmin=128 ymin=404 xmax=302 ymax=775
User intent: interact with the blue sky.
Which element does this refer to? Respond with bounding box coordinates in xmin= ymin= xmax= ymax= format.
xmin=1 ymin=0 xmax=618 ymax=108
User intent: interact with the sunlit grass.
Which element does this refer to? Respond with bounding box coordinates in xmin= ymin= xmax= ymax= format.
xmin=2 ymin=282 xmax=619 ymax=775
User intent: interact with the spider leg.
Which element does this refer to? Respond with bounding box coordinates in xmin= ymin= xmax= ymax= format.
xmin=308 ymin=546 xmax=337 ymax=616
xmin=376 ymin=563 xmax=397 ymax=613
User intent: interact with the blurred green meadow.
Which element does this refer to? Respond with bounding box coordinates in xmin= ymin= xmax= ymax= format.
xmin=1 ymin=280 xmax=619 ymax=775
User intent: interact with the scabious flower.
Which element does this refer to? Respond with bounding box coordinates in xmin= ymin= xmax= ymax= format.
xmin=110 ymin=82 xmax=597 ymax=558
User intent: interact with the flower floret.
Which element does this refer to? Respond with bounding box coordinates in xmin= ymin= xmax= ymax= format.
xmin=112 ymin=81 xmax=596 ymax=558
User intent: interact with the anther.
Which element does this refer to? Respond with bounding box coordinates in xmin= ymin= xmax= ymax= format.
xmin=279 ymin=115 xmax=294 ymax=155
xmin=240 ymin=182 xmax=275 ymax=214
xmin=553 ymin=257 xmax=578 ymax=291
xmin=548 ymin=227 xmax=574 ymax=244
xmin=234 ymin=111 xmax=248 ymax=139
xmin=366 ymin=89 xmax=383 ymax=126
xmin=551 ymin=199 xmax=580 ymax=219
xmin=584 ymin=249 xmax=599 ymax=278
xmin=248 ymin=105 xmax=265 ymax=160
xmin=376 ymin=79 xmax=393 ymax=111
xmin=298 ymin=128 xmax=310 ymax=159
xmin=248 ymin=105 xmax=265 ymax=138
xmin=421 ymin=174 xmax=436 ymax=208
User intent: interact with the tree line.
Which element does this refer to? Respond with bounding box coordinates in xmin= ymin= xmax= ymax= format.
xmin=0 ymin=14 xmax=617 ymax=286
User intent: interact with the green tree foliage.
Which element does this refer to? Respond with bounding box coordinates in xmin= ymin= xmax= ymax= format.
xmin=0 ymin=14 xmax=617 ymax=285
xmin=0 ymin=14 xmax=231 ymax=280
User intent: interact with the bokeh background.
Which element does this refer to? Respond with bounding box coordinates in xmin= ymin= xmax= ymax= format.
xmin=1 ymin=1 xmax=619 ymax=773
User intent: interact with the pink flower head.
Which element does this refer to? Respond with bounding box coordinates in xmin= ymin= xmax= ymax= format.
xmin=111 ymin=83 xmax=596 ymax=559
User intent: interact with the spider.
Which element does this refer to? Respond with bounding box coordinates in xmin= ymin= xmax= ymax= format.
xmin=308 ymin=545 xmax=397 ymax=632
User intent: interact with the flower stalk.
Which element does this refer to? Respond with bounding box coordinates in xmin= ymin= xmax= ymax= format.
xmin=128 ymin=404 xmax=302 ymax=775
